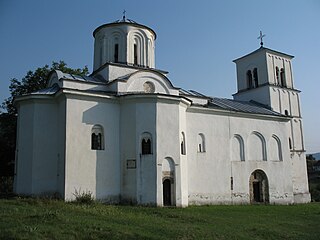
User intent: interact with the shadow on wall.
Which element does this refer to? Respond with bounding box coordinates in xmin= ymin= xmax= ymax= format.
xmin=82 ymin=101 xmax=120 ymax=202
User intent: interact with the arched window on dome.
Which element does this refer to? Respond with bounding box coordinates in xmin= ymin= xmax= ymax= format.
xmin=247 ymin=70 xmax=253 ymax=89
xmin=141 ymin=132 xmax=152 ymax=155
xmin=114 ymin=43 xmax=119 ymax=63
xmin=91 ymin=125 xmax=104 ymax=150
xmin=134 ymin=44 xmax=138 ymax=65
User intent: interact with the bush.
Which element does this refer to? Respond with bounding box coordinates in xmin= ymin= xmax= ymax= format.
xmin=72 ymin=189 xmax=94 ymax=204
xmin=0 ymin=176 xmax=13 ymax=194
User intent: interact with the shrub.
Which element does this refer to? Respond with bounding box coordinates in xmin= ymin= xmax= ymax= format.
xmin=72 ymin=189 xmax=94 ymax=204
xmin=0 ymin=176 xmax=13 ymax=194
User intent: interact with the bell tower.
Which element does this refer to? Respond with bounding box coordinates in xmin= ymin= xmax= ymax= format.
xmin=233 ymin=44 xmax=310 ymax=202
xmin=92 ymin=15 xmax=156 ymax=71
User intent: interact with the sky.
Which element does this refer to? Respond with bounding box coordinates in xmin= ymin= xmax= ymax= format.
xmin=0 ymin=0 xmax=319 ymax=153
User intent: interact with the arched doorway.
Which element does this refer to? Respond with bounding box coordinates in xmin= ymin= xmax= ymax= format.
xmin=249 ymin=170 xmax=269 ymax=203
xmin=163 ymin=179 xmax=172 ymax=206
xmin=162 ymin=157 xmax=175 ymax=206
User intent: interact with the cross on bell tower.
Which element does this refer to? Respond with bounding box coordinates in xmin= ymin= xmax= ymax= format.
xmin=257 ymin=31 xmax=266 ymax=47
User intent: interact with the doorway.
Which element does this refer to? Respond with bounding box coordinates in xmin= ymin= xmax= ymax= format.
xmin=249 ymin=170 xmax=269 ymax=203
xmin=163 ymin=179 xmax=172 ymax=206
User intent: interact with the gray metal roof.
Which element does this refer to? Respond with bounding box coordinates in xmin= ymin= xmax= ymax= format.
xmin=180 ymin=89 xmax=282 ymax=116
xmin=209 ymin=98 xmax=282 ymax=116
xmin=30 ymin=84 xmax=60 ymax=95
xmin=179 ymin=89 xmax=210 ymax=98
xmin=61 ymin=73 xmax=103 ymax=83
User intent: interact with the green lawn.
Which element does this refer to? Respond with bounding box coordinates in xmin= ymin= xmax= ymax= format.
xmin=0 ymin=198 xmax=319 ymax=240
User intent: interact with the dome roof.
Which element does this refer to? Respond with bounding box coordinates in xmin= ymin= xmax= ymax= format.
xmin=93 ymin=16 xmax=156 ymax=39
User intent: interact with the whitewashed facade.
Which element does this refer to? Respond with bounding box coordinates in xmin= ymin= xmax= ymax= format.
xmin=14 ymin=19 xmax=310 ymax=206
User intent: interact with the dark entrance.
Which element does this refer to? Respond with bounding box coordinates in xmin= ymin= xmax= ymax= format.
xmin=249 ymin=170 xmax=269 ymax=204
xmin=163 ymin=179 xmax=171 ymax=206
xmin=253 ymin=182 xmax=262 ymax=202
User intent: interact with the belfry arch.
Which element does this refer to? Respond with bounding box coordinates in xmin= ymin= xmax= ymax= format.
xmin=249 ymin=170 xmax=269 ymax=203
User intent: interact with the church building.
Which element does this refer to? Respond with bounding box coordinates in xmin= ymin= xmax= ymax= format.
xmin=13 ymin=17 xmax=310 ymax=206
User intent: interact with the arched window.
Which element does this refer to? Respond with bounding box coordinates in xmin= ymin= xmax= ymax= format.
xmin=181 ymin=132 xmax=186 ymax=155
xmin=275 ymin=67 xmax=279 ymax=85
xmin=269 ymin=135 xmax=282 ymax=161
xmin=280 ymin=68 xmax=286 ymax=87
xmin=134 ymin=44 xmax=138 ymax=65
xmin=91 ymin=125 xmax=104 ymax=150
xmin=284 ymin=110 xmax=289 ymax=116
xmin=253 ymin=68 xmax=258 ymax=88
xmin=248 ymin=131 xmax=267 ymax=161
xmin=232 ymin=134 xmax=245 ymax=161
xmin=247 ymin=70 xmax=253 ymax=89
xmin=197 ymin=133 xmax=205 ymax=152
xmin=141 ymin=132 xmax=152 ymax=155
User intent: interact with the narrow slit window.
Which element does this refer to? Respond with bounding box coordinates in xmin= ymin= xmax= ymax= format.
xmin=289 ymin=138 xmax=292 ymax=150
xmin=247 ymin=70 xmax=253 ymax=89
xmin=197 ymin=133 xmax=205 ymax=153
xmin=181 ymin=132 xmax=186 ymax=155
xmin=280 ymin=68 xmax=286 ymax=87
xmin=253 ymin=68 xmax=258 ymax=88
xmin=134 ymin=44 xmax=138 ymax=65
xmin=114 ymin=44 xmax=119 ymax=63
xmin=276 ymin=67 xmax=279 ymax=85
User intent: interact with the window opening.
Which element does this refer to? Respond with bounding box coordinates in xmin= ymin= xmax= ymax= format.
xmin=181 ymin=132 xmax=186 ymax=155
xmin=197 ymin=133 xmax=205 ymax=152
xmin=253 ymin=68 xmax=258 ymax=88
xmin=275 ymin=67 xmax=279 ymax=85
xmin=280 ymin=68 xmax=286 ymax=87
xmin=114 ymin=44 xmax=119 ymax=63
xmin=247 ymin=70 xmax=253 ymax=89
xmin=142 ymin=138 xmax=151 ymax=155
xmin=289 ymin=138 xmax=292 ymax=150
xmin=231 ymin=177 xmax=234 ymax=191
xmin=91 ymin=125 xmax=104 ymax=150
xmin=134 ymin=44 xmax=138 ymax=65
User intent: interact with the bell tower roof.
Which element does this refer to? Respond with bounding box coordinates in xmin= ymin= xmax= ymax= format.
xmin=233 ymin=46 xmax=294 ymax=63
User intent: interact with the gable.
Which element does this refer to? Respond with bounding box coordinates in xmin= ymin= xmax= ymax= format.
xmin=109 ymin=70 xmax=179 ymax=95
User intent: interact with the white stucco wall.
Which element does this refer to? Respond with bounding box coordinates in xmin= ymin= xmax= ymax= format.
xmin=185 ymin=107 xmax=294 ymax=205
xmin=15 ymin=98 xmax=60 ymax=196
xmin=64 ymin=94 xmax=120 ymax=201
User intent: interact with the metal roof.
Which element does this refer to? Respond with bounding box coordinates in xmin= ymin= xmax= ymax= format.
xmin=60 ymin=73 xmax=103 ymax=83
xmin=209 ymin=98 xmax=282 ymax=116
xmin=179 ymin=89 xmax=210 ymax=98
xmin=30 ymin=84 xmax=60 ymax=95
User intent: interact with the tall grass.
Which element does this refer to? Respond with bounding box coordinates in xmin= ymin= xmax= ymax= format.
xmin=0 ymin=198 xmax=319 ymax=239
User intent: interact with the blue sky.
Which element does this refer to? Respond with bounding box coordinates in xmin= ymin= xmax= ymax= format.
xmin=0 ymin=0 xmax=319 ymax=153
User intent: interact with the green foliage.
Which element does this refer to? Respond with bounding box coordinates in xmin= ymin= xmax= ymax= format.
xmin=0 ymin=199 xmax=320 ymax=240
xmin=73 ymin=189 xmax=95 ymax=204
xmin=2 ymin=61 xmax=89 ymax=115
xmin=0 ymin=176 xmax=13 ymax=194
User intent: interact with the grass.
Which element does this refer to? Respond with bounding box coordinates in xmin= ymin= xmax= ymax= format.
xmin=0 ymin=198 xmax=320 ymax=240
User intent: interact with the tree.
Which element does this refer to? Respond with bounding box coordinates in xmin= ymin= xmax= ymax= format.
xmin=2 ymin=61 xmax=89 ymax=115
xmin=0 ymin=61 xmax=88 ymax=181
